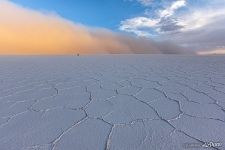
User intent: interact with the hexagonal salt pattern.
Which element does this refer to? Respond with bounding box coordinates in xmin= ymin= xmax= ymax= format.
xmin=0 ymin=55 xmax=224 ymax=150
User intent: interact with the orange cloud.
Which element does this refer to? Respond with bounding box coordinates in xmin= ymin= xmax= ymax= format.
xmin=197 ymin=49 xmax=225 ymax=55
xmin=0 ymin=0 xmax=185 ymax=55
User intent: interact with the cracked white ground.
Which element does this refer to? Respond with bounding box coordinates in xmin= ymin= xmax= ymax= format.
xmin=0 ymin=55 xmax=225 ymax=150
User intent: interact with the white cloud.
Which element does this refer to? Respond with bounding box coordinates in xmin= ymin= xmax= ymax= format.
xmin=121 ymin=0 xmax=225 ymax=35
xmin=179 ymin=8 xmax=225 ymax=31
xmin=120 ymin=17 xmax=158 ymax=28
xmin=159 ymin=0 xmax=186 ymax=18
xmin=120 ymin=17 xmax=159 ymax=37
xmin=137 ymin=0 xmax=153 ymax=6
xmin=120 ymin=0 xmax=187 ymax=36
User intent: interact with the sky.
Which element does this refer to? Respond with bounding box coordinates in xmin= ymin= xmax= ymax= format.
xmin=1 ymin=0 xmax=225 ymax=54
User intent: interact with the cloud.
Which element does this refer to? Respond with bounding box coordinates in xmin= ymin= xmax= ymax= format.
xmin=177 ymin=7 xmax=225 ymax=32
xmin=197 ymin=49 xmax=225 ymax=55
xmin=124 ymin=0 xmax=153 ymax=6
xmin=157 ymin=18 xmax=183 ymax=33
xmin=122 ymin=0 xmax=225 ymax=35
xmin=119 ymin=17 xmax=158 ymax=37
xmin=121 ymin=0 xmax=225 ymax=55
xmin=0 ymin=0 xmax=188 ymax=55
xmin=164 ymin=9 xmax=225 ymax=54
xmin=170 ymin=16 xmax=225 ymax=53
xmin=120 ymin=0 xmax=187 ymax=36
xmin=137 ymin=0 xmax=153 ymax=6
xmin=159 ymin=0 xmax=186 ymax=18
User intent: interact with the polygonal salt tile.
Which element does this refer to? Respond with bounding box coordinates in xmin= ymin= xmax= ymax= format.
xmin=135 ymin=88 xmax=165 ymax=103
xmin=117 ymin=85 xmax=141 ymax=96
xmin=181 ymin=88 xmax=214 ymax=104
xmin=86 ymin=99 xmax=113 ymax=118
xmin=54 ymin=118 xmax=111 ymax=150
xmin=109 ymin=120 xmax=174 ymax=150
xmin=33 ymin=90 xmax=90 ymax=111
xmin=103 ymin=95 xmax=158 ymax=124
xmin=131 ymin=78 xmax=161 ymax=89
xmin=0 ymin=109 xmax=85 ymax=150
xmin=1 ymin=88 xmax=57 ymax=102
xmin=148 ymin=98 xmax=181 ymax=120
xmin=181 ymin=101 xmax=225 ymax=121
xmin=170 ymin=114 xmax=225 ymax=146
xmin=90 ymin=89 xmax=116 ymax=101
xmin=0 ymin=100 xmax=34 ymax=117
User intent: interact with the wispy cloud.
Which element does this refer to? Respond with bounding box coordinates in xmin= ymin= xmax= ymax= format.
xmin=159 ymin=0 xmax=186 ymax=18
xmin=137 ymin=0 xmax=153 ymax=6
xmin=0 ymin=0 xmax=187 ymax=54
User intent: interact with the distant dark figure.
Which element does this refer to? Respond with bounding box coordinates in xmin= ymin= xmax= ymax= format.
xmin=77 ymin=53 xmax=80 ymax=56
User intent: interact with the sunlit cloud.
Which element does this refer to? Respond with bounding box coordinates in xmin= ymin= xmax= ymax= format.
xmin=197 ymin=49 xmax=225 ymax=55
xmin=119 ymin=17 xmax=158 ymax=37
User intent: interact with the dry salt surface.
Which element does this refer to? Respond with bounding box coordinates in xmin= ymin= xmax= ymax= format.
xmin=0 ymin=55 xmax=225 ymax=150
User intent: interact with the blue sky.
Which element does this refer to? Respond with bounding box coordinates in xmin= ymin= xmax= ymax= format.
xmin=9 ymin=0 xmax=208 ymax=30
xmin=11 ymin=0 xmax=145 ymax=30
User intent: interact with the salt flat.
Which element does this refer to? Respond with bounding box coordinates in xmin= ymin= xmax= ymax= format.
xmin=0 ymin=55 xmax=225 ymax=150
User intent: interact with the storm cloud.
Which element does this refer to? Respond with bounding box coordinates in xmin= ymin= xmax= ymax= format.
xmin=169 ymin=16 xmax=225 ymax=54
xmin=121 ymin=0 xmax=225 ymax=55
